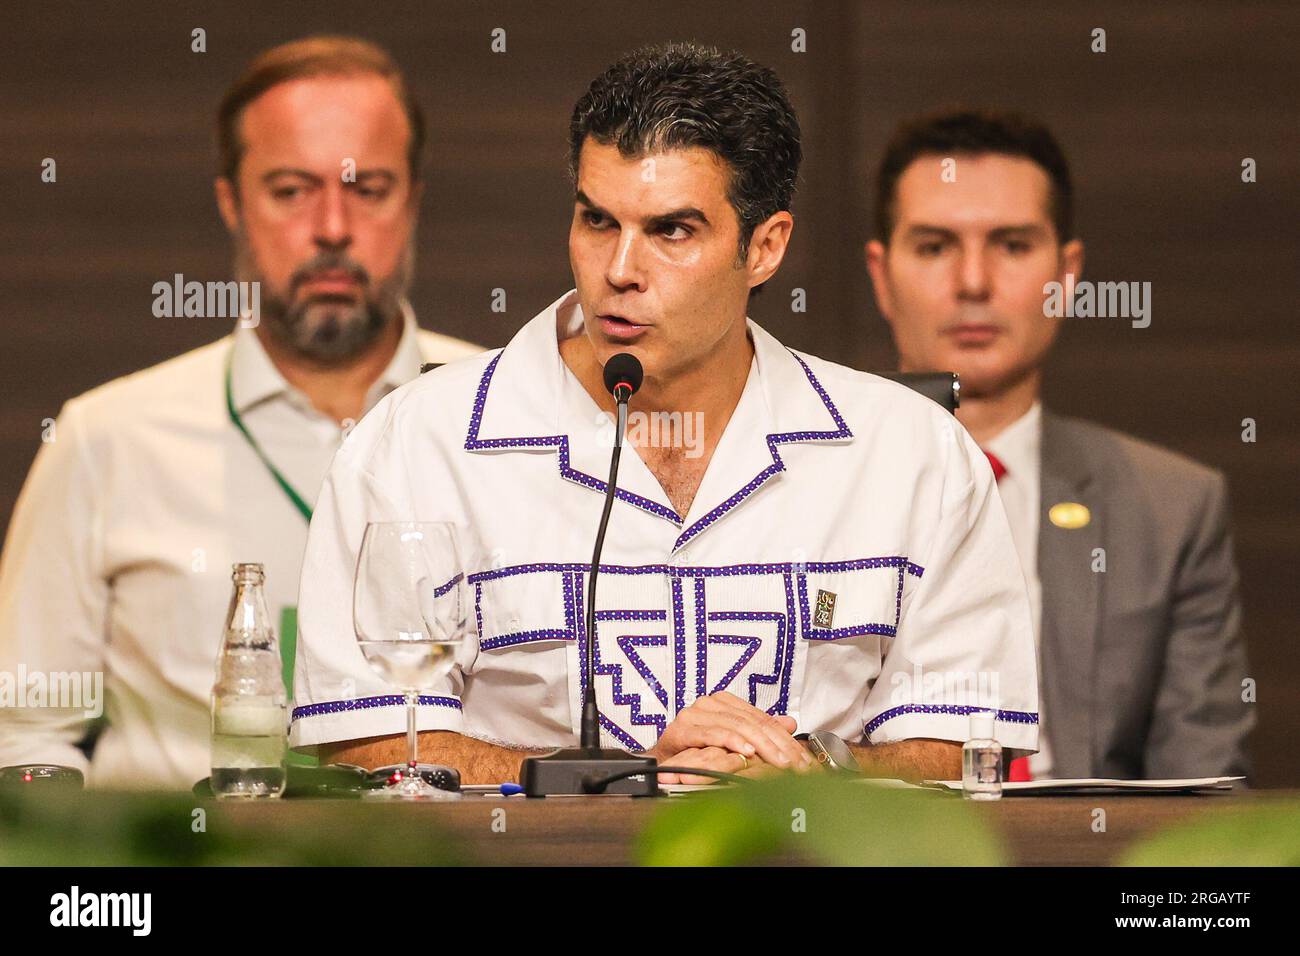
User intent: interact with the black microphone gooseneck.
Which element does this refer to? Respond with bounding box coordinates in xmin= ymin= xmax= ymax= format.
xmin=580 ymin=354 xmax=643 ymax=749
xmin=519 ymin=353 xmax=658 ymax=796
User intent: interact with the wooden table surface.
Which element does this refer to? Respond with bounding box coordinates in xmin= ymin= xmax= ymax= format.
xmin=213 ymin=789 xmax=1290 ymax=866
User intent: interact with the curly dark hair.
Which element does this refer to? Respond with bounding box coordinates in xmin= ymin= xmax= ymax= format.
xmin=568 ymin=42 xmax=802 ymax=258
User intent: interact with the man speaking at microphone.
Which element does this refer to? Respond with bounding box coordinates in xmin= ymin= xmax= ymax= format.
xmin=290 ymin=43 xmax=1039 ymax=785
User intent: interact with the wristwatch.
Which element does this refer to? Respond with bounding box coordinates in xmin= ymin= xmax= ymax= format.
xmin=796 ymin=731 xmax=862 ymax=773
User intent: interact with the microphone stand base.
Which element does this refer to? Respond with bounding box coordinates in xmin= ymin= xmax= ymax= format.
xmin=520 ymin=748 xmax=658 ymax=797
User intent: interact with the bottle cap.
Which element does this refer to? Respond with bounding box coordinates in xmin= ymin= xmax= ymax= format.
xmin=968 ymin=710 xmax=996 ymax=740
xmin=231 ymin=563 xmax=266 ymax=583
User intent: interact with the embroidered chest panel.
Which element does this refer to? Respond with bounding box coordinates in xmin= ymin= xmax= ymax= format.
xmin=468 ymin=557 xmax=923 ymax=750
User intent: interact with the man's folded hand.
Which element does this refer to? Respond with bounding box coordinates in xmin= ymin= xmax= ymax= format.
xmin=647 ymin=691 xmax=815 ymax=781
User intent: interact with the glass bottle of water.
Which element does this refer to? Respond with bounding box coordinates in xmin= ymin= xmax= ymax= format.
xmin=961 ymin=710 xmax=1003 ymax=800
xmin=210 ymin=563 xmax=287 ymax=798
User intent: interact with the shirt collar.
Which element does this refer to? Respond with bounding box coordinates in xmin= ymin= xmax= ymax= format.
xmin=465 ymin=289 xmax=854 ymax=546
xmin=983 ymin=400 xmax=1042 ymax=479
xmin=229 ymin=299 xmax=425 ymax=417
xmin=468 ymin=289 xmax=853 ymax=442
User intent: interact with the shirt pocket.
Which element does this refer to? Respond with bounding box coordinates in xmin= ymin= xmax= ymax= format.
xmin=793 ymin=563 xmax=901 ymax=728
xmin=471 ymin=569 xmax=576 ymax=675
xmin=798 ymin=561 xmax=905 ymax=642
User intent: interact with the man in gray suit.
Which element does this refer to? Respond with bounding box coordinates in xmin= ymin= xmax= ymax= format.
xmin=864 ymin=110 xmax=1254 ymax=780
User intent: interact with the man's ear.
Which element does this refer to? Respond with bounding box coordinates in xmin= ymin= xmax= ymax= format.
xmin=215 ymin=176 xmax=241 ymax=234
xmin=1060 ymin=237 xmax=1085 ymax=292
xmin=745 ymin=211 xmax=794 ymax=290
xmin=864 ymin=239 xmax=895 ymax=322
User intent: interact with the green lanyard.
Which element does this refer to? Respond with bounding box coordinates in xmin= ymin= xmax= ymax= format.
xmin=224 ymin=350 xmax=314 ymax=762
xmin=224 ymin=352 xmax=314 ymax=523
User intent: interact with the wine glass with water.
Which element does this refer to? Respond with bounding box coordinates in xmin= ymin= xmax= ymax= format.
xmin=354 ymin=521 xmax=468 ymax=800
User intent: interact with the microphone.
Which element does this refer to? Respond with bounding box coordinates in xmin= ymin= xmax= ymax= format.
xmin=519 ymin=352 xmax=658 ymax=796
xmin=582 ymin=353 xmax=642 ymax=748
xmin=603 ymin=352 xmax=643 ymax=404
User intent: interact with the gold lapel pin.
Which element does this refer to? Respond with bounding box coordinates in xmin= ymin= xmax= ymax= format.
xmin=1049 ymin=501 xmax=1091 ymax=530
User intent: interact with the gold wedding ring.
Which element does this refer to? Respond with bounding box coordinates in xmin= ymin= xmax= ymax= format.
xmin=736 ymin=753 xmax=749 ymax=771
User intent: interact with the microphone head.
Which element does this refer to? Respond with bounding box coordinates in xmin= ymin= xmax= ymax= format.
xmin=602 ymin=352 xmax=643 ymax=399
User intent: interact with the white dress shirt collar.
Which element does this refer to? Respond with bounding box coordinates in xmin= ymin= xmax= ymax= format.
xmin=982 ymin=400 xmax=1043 ymax=479
xmin=470 ymin=289 xmax=853 ymax=446
xmin=466 ymin=289 xmax=855 ymax=540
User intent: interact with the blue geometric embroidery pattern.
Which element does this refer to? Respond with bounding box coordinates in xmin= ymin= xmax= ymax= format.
xmin=618 ymin=634 xmax=669 ymax=708
xmin=465 ymin=557 xmax=926 ymax=750
xmin=796 ymin=564 xmax=921 ymax=641
xmin=464 ymin=352 xmax=681 ymax=527
xmin=671 ymin=576 xmax=687 ymax=714
xmin=467 ymin=557 xmax=923 ymax=584
xmin=705 ymin=635 xmax=760 ymax=696
xmin=864 ymin=704 xmax=1039 ymax=737
xmin=694 ymin=578 xmax=708 ymax=698
xmin=705 ymin=611 xmax=777 ymax=700
xmin=592 ymin=611 xmax=669 ymax=741
xmin=672 ymin=352 xmax=854 ymax=551
xmin=463 ymin=348 xmax=858 ymax=552
xmin=292 ymin=694 xmax=461 ymax=723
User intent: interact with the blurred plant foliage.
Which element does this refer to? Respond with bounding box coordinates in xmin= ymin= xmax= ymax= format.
xmin=0 ymin=789 xmax=469 ymax=866
xmin=1118 ymin=798 xmax=1300 ymax=866
xmin=637 ymin=776 xmax=1007 ymax=866
xmin=7 ymin=777 xmax=1290 ymax=868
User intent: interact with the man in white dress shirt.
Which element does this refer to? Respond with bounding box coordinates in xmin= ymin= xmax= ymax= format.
xmin=0 ymin=36 xmax=480 ymax=790
xmin=866 ymin=110 xmax=1252 ymax=780
xmin=292 ymin=44 xmax=1038 ymax=785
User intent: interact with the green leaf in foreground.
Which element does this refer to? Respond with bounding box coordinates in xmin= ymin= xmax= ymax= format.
xmin=637 ymin=776 xmax=1006 ymax=866
xmin=0 ymin=790 xmax=470 ymax=866
xmin=1118 ymin=799 xmax=1300 ymax=867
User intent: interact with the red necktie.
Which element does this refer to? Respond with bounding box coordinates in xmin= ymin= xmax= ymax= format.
xmin=983 ymin=449 xmax=1007 ymax=483
xmin=982 ymin=449 xmax=1033 ymax=783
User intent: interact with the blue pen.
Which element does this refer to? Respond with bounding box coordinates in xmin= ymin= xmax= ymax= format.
xmin=455 ymin=782 xmax=526 ymax=795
